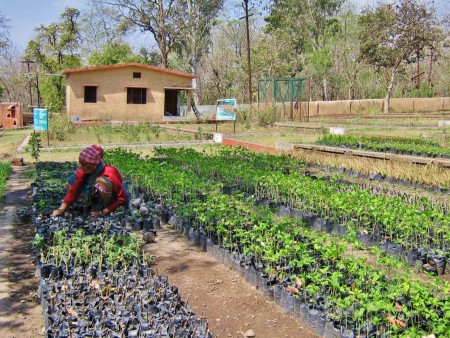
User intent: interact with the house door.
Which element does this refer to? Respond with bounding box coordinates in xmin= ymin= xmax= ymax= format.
xmin=164 ymin=90 xmax=178 ymax=116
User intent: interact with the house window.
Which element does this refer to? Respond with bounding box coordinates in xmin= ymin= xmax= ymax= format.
xmin=127 ymin=88 xmax=147 ymax=104
xmin=84 ymin=86 xmax=97 ymax=103
xmin=133 ymin=72 xmax=141 ymax=78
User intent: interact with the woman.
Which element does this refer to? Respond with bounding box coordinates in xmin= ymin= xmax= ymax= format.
xmin=51 ymin=145 xmax=127 ymax=217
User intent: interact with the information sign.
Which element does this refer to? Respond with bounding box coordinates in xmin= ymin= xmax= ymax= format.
xmin=216 ymin=107 xmax=236 ymax=121
xmin=33 ymin=108 xmax=48 ymax=131
xmin=216 ymin=98 xmax=237 ymax=121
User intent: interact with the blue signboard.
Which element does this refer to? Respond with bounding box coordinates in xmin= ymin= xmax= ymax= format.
xmin=33 ymin=108 xmax=48 ymax=131
xmin=216 ymin=107 xmax=236 ymax=121
xmin=217 ymin=98 xmax=237 ymax=106
xmin=216 ymin=98 xmax=237 ymax=121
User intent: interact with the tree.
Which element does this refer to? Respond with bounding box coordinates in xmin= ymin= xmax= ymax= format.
xmin=197 ymin=17 xmax=261 ymax=104
xmin=88 ymin=41 xmax=148 ymax=65
xmin=358 ymin=0 xmax=440 ymax=113
xmin=173 ymin=0 xmax=224 ymax=104
xmin=24 ymin=8 xmax=82 ymax=111
xmin=79 ymin=1 xmax=130 ymax=60
xmin=97 ymin=0 xmax=190 ymax=68
xmin=252 ymin=33 xmax=304 ymax=79
xmin=265 ymin=0 xmax=344 ymax=100
xmin=0 ymin=11 xmax=10 ymax=50
xmin=0 ymin=46 xmax=28 ymax=103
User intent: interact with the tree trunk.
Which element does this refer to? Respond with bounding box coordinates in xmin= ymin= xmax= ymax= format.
xmin=158 ymin=0 xmax=168 ymax=68
xmin=384 ymin=63 xmax=399 ymax=114
xmin=416 ymin=50 xmax=420 ymax=89
xmin=427 ymin=50 xmax=433 ymax=89
xmin=323 ymin=78 xmax=328 ymax=101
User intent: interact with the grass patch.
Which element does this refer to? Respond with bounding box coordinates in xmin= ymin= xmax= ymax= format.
xmin=20 ymin=145 xmax=210 ymax=163
xmin=0 ymin=128 xmax=31 ymax=159
xmin=38 ymin=123 xmax=211 ymax=147
xmin=0 ymin=161 xmax=12 ymax=204
xmin=232 ymin=133 xmax=320 ymax=147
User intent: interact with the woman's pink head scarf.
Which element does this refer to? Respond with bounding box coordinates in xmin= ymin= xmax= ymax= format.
xmin=79 ymin=144 xmax=104 ymax=164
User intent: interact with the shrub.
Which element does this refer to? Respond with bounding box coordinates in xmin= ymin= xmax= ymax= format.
xmin=48 ymin=113 xmax=75 ymax=141
xmin=257 ymin=105 xmax=279 ymax=127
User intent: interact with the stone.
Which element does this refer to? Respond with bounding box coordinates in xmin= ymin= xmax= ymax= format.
xmin=244 ymin=329 xmax=255 ymax=337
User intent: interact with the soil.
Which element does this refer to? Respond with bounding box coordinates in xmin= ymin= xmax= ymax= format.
xmin=0 ymin=165 xmax=318 ymax=338
xmin=144 ymin=226 xmax=318 ymax=338
xmin=0 ymin=165 xmax=43 ymax=337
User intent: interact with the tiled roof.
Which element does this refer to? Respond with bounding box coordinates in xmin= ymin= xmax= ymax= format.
xmin=62 ymin=62 xmax=198 ymax=78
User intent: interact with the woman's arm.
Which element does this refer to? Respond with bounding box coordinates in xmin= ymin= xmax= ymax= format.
xmin=51 ymin=169 xmax=84 ymax=217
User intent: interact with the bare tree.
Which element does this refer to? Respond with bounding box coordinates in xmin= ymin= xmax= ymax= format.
xmin=80 ymin=1 xmax=130 ymax=60
xmin=97 ymin=0 xmax=190 ymax=68
xmin=0 ymin=46 xmax=28 ymax=103
xmin=173 ymin=0 xmax=224 ymax=103
xmin=0 ymin=11 xmax=10 ymax=49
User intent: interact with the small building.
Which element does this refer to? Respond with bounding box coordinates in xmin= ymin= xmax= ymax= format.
xmin=0 ymin=102 xmax=23 ymax=128
xmin=62 ymin=63 xmax=198 ymax=123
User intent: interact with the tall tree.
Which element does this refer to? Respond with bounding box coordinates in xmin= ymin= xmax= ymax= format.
xmin=330 ymin=10 xmax=366 ymax=100
xmin=265 ymin=0 xmax=344 ymax=100
xmin=24 ymin=8 xmax=82 ymax=111
xmin=0 ymin=47 xmax=29 ymax=103
xmin=359 ymin=0 xmax=440 ymax=113
xmin=79 ymin=1 xmax=130 ymax=60
xmin=197 ymin=18 xmax=261 ymax=104
xmin=97 ymin=0 xmax=190 ymax=68
xmin=0 ymin=11 xmax=11 ymax=100
xmin=173 ymin=0 xmax=224 ymax=103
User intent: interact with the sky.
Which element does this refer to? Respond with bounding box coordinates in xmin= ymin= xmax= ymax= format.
xmin=1 ymin=0 xmax=448 ymax=51
xmin=0 ymin=0 xmax=88 ymax=50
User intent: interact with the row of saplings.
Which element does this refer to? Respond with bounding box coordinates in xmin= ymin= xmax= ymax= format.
xmin=159 ymin=146 xmax=449 ymax=276
xmin=31 ymin=162 xmax=212 ymax=338
xmin=104 ymin=148 xmax=450 ymax=338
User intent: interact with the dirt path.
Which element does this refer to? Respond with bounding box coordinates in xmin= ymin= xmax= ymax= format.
xmin=0 ymin=165 xmax=43 ymax=337
xmin=144 ymin=226 xmax=318 ymax=338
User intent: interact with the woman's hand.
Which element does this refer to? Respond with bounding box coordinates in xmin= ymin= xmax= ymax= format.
xmin=51 ymin=208 xmax=64 ymax=217
xmin=51 ymin=204 xmax=67 ymax=217
xmin=90 ymin=208 xmax=110 ymax=217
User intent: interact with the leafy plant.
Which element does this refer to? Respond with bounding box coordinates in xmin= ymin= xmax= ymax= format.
xmin=48 ymin=113 xmax=76 ymax=141
xmin=29 ymin=131 xmax=42 ymax=163
xmin=258 ymin=105 xmax=279 ymax=127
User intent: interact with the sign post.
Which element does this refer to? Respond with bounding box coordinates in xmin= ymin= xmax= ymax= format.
xmin=216 ymin=99 xmax=237 ymax=133
xmin=33 ymin=108 xmax=49 ymax=146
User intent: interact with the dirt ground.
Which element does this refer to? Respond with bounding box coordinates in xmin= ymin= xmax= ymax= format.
xmin=0 ymin=165 xmax=318 ymax=338
xmin=144 ymin=226 xmax=318 ymax=338
xmin=0 ymin=165 xmax=43 ymax=337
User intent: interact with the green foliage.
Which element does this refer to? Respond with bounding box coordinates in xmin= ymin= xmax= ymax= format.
xmin=358 ymin=0 xmax=440 ymax=112
xmin=24 ymin=8 xmax=82 ymax=110
xmin=236 ymin=106 xmax=255 ymax=123
xmin=317 ymin=134 xmax=450 ymax=158
xmin=404 ymin=83 xmax=434 ymax=98
xmin=29 ymin=131 xmax=42 ymax=163
xmin=0 ymin=161 xmax=11 ymax=204
xmin=48 ymin=113 xmax=75 ymax=141
xmin=105 ymin=147 xmax=450 ymax=335
xmin=308 ymin=48 xmax=333 ymax=79
xmin=258 ymin=105 xmax=279 ymax=127
xmin=88 ymin=42 xmax=148 ymax=66
xmin=265 ymin=0 xmax=344 ymax=52
xmin=90 ymin=124 xmax=105 ymax=144
xmin=35 ymin=229 xmax=145 ymax=269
